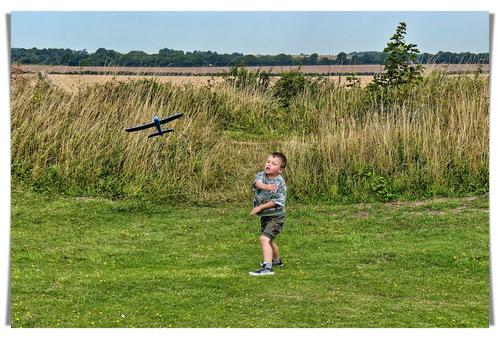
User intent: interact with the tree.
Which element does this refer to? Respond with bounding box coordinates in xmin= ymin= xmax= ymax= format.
xmin=335 ymin=52 xmax=347 ymax=65
xmin=309 ymin=53 xmax=319 ymax=64
xmin=370 ymin=22 xmax=423 ymax=88
xmin=10 ymin=46 xmax=489 ymax=68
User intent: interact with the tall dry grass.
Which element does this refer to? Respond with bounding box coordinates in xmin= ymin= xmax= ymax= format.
xmin=11 ymin=72 xmax=489 ymax=204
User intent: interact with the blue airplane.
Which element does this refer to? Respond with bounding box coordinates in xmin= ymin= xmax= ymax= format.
xmin=125 ymin=112 xmax=183 ymax=138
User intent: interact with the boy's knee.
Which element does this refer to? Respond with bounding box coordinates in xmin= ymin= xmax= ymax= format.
xmin=259 ymin=235 xmax=272 ymax=244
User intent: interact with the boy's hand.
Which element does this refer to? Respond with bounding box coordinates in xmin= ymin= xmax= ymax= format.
xmin=264 ymin=183 xmax=278 ymax=193
xmin=250 ymin=206 xmax=262 ymax=215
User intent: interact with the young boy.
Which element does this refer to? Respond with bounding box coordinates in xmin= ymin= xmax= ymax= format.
xmin=249 ymin=152 xmax=287 ymax=276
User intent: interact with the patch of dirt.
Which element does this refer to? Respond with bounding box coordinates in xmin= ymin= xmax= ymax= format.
xmin=450 ymin=207 xmax=489 ymax=214
xmin=74 ymin=196 xmax=101 ymax=202
xmin=355 ymin=211 xmax=370 ymax=219
xmin=385 ymin=194 xmax=487 ymax=209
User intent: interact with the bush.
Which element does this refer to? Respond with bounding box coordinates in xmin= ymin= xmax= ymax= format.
xmin=223 ymin=63 xmax=271 ymax=92
xmin=273 ymin=70 xmax=308 ymax=107
xmin=369 ymin=22 xmax=423 ymax=90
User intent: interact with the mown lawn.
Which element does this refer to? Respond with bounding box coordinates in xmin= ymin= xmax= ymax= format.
xmin=10 ymin=188 xmax=489 ymax=327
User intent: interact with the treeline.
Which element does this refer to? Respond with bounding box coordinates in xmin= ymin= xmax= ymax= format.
xmin=11 ymin=47 xmax=490 ymax=67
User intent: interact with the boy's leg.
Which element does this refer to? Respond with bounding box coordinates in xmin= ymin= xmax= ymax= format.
xmin=250 ymin=217 xmax=284 ymax=276
xmin=261 ymin=216 xmax=284 ymax=266
xmin=249 ymin=236 xmax=275 ymax=276
xmin=259 ymin=235 xmax=273 ymax=263
xmin=270 ymin=240 xmax=280 ymax=260
xmin=270 ymin=240 xmax=283 ymax=266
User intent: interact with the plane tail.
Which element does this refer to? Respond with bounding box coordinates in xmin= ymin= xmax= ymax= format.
xmin=147 ymin=132 xmax=163 ymax=138
xmin=147 ymin=128 xmax=174 ymax=138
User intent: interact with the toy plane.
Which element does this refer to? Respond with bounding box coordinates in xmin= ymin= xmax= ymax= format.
xmin=125 ymin=112 xmax=183 ymax=138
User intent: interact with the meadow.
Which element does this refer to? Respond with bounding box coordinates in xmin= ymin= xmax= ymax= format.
xmin=11 ymin=69 xmax=489 ymax=205
xmin=10 ymin=188 xmax=489 ymax=327
xmin=10 ymin=68 xmax=490 ymax=328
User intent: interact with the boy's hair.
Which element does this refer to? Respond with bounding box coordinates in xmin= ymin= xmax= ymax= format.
xmin=270 ymin=152 xmax=287 ymax=169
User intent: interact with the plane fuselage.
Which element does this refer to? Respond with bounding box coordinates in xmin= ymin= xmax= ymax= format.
xmin=153 ymin=116 xmax=164 ymax=135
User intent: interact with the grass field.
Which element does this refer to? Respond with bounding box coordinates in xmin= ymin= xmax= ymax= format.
xmin=39 ymin=74 xmax=376 ymax=92
xmin=18 ymin=63 xmax=489 ymax=75
xmin=17 ymin=63 xmax=488 ymax=92
xmin=10 ymin=64 xmax=490 ymax=328
xmin=11 ymin=72 xmax=489 ymax=204
xmin=10 ymin=187 xmax=489 ymax=328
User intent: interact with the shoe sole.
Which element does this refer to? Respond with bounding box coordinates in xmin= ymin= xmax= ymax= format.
xmin=248 ymin=271 xmax=274 ymax=276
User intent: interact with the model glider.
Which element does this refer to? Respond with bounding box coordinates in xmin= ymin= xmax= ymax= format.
xmin=125 ymin=112 xmax=183 ymax=138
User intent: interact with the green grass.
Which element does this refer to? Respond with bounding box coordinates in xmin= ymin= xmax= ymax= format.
xmin=10 ymin=188 xmax=489 ymax=328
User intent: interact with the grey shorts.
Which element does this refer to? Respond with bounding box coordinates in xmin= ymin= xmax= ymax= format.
xmin=260 ymin=215 xmax=285 ymax=240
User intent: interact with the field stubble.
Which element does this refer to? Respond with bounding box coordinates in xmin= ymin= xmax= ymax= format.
xmin=28 ymin=74 xmax=376 ymax=93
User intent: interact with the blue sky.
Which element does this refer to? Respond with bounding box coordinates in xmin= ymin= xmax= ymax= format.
xmin=11 ymin=11 xmax=489 ymax=55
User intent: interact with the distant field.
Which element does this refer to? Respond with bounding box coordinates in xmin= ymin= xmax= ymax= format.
xmin=17 ymin=63 xmax=488 ymax=92
xmin=44 ymin=74 xmax=224 ymax=92
xmin=18 ymin=63 xmax=489 ymax=76
xmin=39 ymin=74 xmax=375 ymax=92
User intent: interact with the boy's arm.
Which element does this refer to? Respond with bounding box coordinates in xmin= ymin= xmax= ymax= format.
xmin=252 ymin=172 xmax=265 ymax=192
xmin=254 ymin=180 xmax=266 ymax=190
xmin=269 ymin=181 xmax=287 ymax=208
xmin=254 ymin=180 xmax=278 ymax=192
xmin=251 ymin=201 xmax=278 ymax=215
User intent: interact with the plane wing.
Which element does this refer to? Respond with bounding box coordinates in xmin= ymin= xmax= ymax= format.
xmin=125 ymin=121 xmax=156 ymax=132
xmin=125 ymin=112 xmax=183 ymax=132
xmin=159 ymin=112 xmax=184 ymax=124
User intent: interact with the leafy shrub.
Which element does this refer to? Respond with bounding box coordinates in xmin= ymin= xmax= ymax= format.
xmin=272 ymin=70 xmax=308 ymax=107
xmin=223 ymin=63 xmax=271 ymax=92
xmin=369 ymin=22 xmax=423 ymax=90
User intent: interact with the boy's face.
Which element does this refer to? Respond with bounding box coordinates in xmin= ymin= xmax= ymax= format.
xmin=264 ymin=155 xmax=284 ymax=176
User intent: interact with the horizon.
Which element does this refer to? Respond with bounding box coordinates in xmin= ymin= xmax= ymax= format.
xmin=10 ymin=46 xmax=490 ymax=57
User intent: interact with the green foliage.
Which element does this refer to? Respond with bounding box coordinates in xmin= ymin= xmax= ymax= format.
xmin=272 ymin=70 xmax=308 ymax=107
xmin=369 ymin=22 xmax=424 ymax=90
xmin=368 ymin=174 xmax=397 ymax=202
xmin=223 ymin=63 xmax=271 ymax=91
xmin=335 ymin=52 xmax=347 ymax=64
xmin=11 ymin=47 xmax=490 ymax=67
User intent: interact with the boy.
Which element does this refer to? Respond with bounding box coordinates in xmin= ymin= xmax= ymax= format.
xmin=249 ymin=152 xmax=287 ymax=276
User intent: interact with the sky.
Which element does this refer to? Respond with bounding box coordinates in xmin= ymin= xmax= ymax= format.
xmin=10 ymin=11 xmax=490 ymax=55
